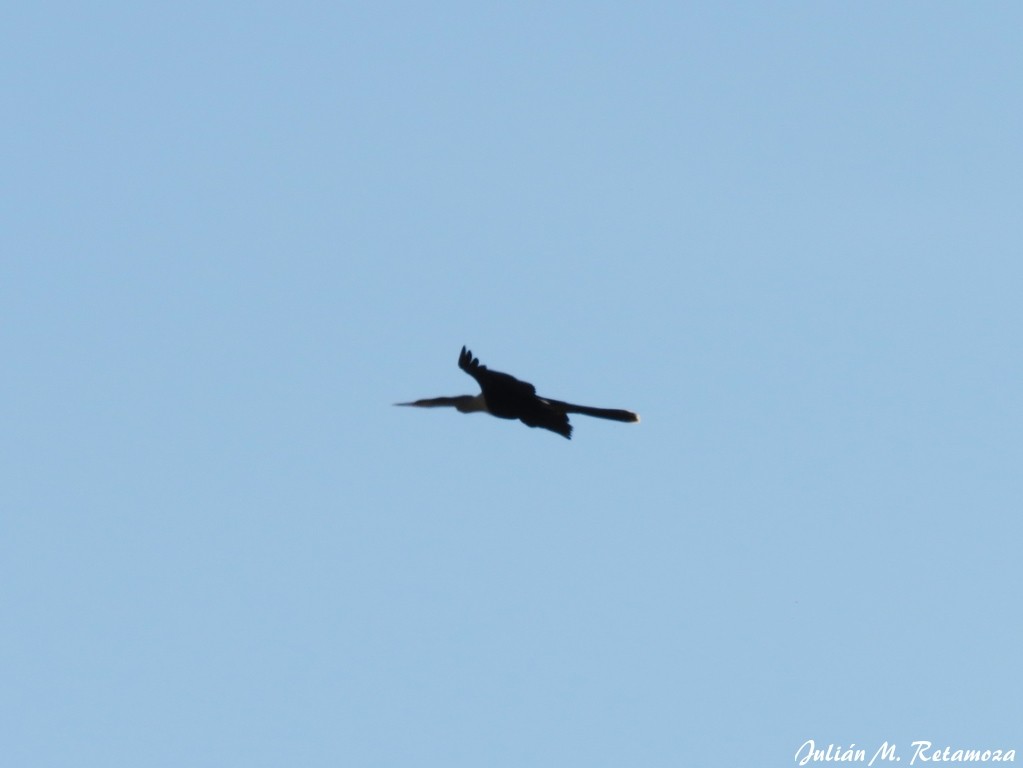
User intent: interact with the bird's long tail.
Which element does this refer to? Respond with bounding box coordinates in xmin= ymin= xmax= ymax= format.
xmin=543 ymin=398 xmax=639 ymax=423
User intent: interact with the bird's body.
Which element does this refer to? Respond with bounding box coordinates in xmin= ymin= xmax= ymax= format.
xmin=396 ymin=346 xmax=639 ymax=439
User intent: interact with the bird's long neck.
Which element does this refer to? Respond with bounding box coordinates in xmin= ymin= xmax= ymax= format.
xmin=397 ymin=394 xmax=488 ymax=413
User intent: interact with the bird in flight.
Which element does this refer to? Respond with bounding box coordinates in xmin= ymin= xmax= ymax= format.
xmin=396 ymin=346 xmax=639 ymax=439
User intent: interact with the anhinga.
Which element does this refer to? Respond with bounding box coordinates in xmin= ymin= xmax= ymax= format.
xmin=396 ymin=346 xmax=639 ymax=439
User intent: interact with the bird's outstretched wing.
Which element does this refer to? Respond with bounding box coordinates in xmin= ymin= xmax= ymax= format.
xmin=458 ymin=346 xmax=536 ymax=395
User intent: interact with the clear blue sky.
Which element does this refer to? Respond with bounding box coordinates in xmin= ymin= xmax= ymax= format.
xmin=3 ymin=3 xmax=1020 ymax=766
